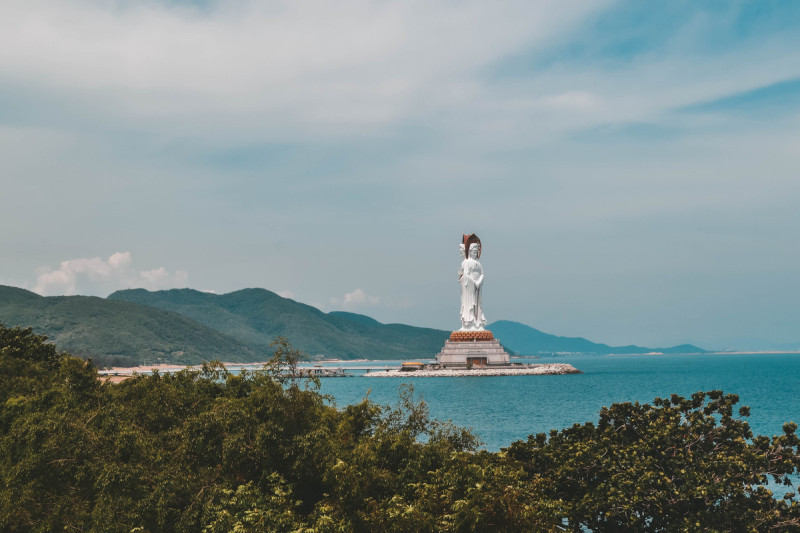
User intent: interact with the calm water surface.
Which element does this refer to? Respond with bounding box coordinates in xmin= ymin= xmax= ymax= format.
xmin=315 ymin=353 xmax=800 ymax=451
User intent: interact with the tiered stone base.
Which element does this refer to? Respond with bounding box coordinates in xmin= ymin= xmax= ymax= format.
xmin=436 ymin=330 xmax=510 ymax=367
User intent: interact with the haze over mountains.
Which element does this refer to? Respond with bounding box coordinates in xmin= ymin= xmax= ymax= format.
xmin=0 ymin=285 xmax=706 ymax=366
xmin=490 ymin=321 xmax=705 ymax=356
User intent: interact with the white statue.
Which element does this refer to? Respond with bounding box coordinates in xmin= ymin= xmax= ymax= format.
xmin=458 ymin=241 xmax=487 ymax=331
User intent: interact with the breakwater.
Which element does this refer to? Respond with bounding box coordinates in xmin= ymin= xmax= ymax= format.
xmin=363 ymin=363 xmax=580 ymax=377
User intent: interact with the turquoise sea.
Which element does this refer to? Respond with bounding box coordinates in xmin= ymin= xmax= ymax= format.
xmin=311 ymin=353 xmax=800 ymax=451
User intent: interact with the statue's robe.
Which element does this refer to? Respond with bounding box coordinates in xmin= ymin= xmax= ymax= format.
xmin=459 ymin=258 xmax=487 ymax=330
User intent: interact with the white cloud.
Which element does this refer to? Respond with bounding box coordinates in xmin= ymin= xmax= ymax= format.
xmin=33 ymin=252 xmax=188 ymax=296
xmin=2 ymin=0 xmax=797 ymax=163
xmin=276 ymin=290 xmax=296 ymax=300
xmin=1 ymin=0 xmax=798 ymax=151
xmin=329 ymin=288 xmax=380 ymax=310
xmin=0 ymin=0 xmax=610 ymax=142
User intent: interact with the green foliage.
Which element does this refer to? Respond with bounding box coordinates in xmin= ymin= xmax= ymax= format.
xmin=201 ymin=477 xmax=301 ymax=533
xmin=2 ymin=323 xmax=800 ymax=532
xmin=266 ymin=336 xmax=318 ymax=389
xmin=505 ymin=391 xmax=800 ymax=531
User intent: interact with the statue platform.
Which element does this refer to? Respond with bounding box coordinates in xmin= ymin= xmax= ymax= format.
xmin=436 ymin=330 xmax=510 ymax=367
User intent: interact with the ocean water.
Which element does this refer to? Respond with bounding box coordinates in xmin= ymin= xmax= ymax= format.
xmin=315 ymin=353 xmax=800 ymax=451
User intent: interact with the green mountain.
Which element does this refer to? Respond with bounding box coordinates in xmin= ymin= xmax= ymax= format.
xmin=0 ymin=284 xmax=705 ymax=366
xmin=0 ymin=285 xmax=255 ymax=366
xmin=488 ymin=320 xmax=706 ymax=355
xmin=327 ymin=311 xmax=382 ymax=327
xmin=108 ymin=288 xmax=450 ymax=360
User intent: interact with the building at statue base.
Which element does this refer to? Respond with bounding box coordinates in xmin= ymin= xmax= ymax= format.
xmin=435 ymin=330 xmax=510 ymax=367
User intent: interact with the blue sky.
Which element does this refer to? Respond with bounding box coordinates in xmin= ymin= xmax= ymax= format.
xmin=1 ymin=0 xmax=799 ymax=350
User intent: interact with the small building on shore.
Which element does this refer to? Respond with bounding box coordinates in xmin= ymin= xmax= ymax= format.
xmin=400 ymin=361 xmax=426 ymax=372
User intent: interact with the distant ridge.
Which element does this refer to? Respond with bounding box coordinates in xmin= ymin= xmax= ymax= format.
xmin=0 ymin=285 xmax=255 ymax=366
xmin=327 ymin=311 xmax=382 ymax=326
xmin=108 ymin=288 xmax=449 ymax=360
xmin=0 ymin=284 xmax=706 ymax=366
xmin=488 ymin=320 xmax=706 ymax=355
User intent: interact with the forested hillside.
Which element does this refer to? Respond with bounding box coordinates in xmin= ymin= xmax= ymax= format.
xmin=0 ymin=285 xmax=254 ymax=366
xmin=0 ymin=285 xmax=449 ymax=364
xmin=108 ymin=287 xmax=450 ymax=359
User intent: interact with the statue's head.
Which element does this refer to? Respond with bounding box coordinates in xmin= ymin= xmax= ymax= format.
xmin=469 ymin=243 xmax=480 ymax=259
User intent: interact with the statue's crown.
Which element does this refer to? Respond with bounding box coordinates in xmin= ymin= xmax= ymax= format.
xmin=461 ymin=233 xmax=481 ymax=259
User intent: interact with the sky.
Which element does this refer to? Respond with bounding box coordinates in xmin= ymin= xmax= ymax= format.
xmin=1 ymin=0 xmax=799 ymax=350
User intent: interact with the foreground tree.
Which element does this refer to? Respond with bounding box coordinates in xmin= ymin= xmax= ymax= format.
xmin=2 ymin=323 xmax=800 ymax=532
xmin=505 ymin=391 xmax=800 ymax=532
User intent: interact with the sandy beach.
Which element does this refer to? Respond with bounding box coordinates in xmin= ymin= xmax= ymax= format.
xmin=98 ymin=361 xmax=276 ymax=382
xmin=101 ymin=361 xmax=274 ymax=374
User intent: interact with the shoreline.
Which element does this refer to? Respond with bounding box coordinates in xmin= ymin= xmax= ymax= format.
xmin=364 ymin=363 xmax=581 ymax=377
xmin=101 ymin=361 xmax=274 ymax=374
xmin=98 ymin=351 xmax=800 ymax=380
xmin=707 ymin=350 xmax=800 ymax=355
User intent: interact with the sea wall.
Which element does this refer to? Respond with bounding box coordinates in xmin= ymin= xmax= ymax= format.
xmin=363 ymin=363 xmax=581 ymax=377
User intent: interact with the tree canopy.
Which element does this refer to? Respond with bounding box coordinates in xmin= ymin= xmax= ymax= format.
xmin=1 ymin=323 xmax=799 ymax=532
